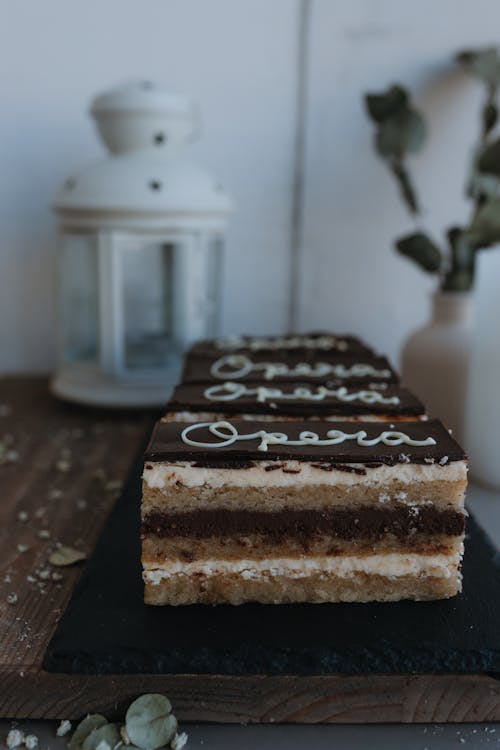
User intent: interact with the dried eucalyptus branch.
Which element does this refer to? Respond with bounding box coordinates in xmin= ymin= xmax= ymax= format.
xmin=364 ymin=46 xmax=500 ymax=292
xmin=365 ymin=85 xmax=425 ymax=216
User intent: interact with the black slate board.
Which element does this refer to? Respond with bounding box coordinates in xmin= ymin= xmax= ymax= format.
xmin=44 ymin=459 xmax=500 ymax=676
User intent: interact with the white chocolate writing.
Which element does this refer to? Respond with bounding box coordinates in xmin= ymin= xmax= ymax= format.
xmin=214 ymin=335 xmax=349 ymax=352
xmin=210 ymin=355 xmax=392 ymax=382
xmin=203 ymin=381 xmax=400 ymax=406
xmin=181 ymin=420 xmax=436 ymax=453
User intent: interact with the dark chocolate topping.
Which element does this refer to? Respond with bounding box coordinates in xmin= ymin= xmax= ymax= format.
xmin=167 ymin=381 xmax=425 ymax=416
xmin=181 ymin=353 xmax=399 ymax=384
xmin=188 ymin=332 xmax=374 ymax=358
xmin=144 ymin=418 xmax=467 ymax=465
xmin=142 ymin=506 xmax=465 ymax=541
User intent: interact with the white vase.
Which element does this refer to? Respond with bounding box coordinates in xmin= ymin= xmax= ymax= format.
xmin=401 ymin=291 xmax=474 ymax=443
xmin=465 ymin=250 xmax=500 ymax=488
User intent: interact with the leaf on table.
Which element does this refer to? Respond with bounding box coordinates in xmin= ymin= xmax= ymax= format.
xmin=49 ymin=546 xmax=87 ymax=567
xmin=82 ymin=724 xmax=121 ymax=750
xmin=69 ymin=715 xmax=108 ymax=750
xmin=125 ymin=694 xmax=178 ymax=750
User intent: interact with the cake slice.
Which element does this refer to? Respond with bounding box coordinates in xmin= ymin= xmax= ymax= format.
xmin=163 ymin=381 xmax=426 ymax=423
xmin=181 ymin=352 xmax=399 ymax=385
xmin=142 ymin=418 xmax=467 ymax=605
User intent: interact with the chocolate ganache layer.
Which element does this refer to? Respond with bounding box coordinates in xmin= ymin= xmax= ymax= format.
xmin=167 ymin=381 xmax=425 ymax=417
xmin=181 ymin=353 xmax=399 ymax=385
xmin=142 ymin=506 xmax=465 ymax=541
xmin=144 ymin=419 xmax=467 ymax=466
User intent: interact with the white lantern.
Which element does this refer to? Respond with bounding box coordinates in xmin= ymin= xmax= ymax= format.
xmin=51 ymin=82 xmax=231 ymax=407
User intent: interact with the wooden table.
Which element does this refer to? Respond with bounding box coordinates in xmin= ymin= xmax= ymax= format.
xmin=1 ymin=378 xmax=500 ymax=723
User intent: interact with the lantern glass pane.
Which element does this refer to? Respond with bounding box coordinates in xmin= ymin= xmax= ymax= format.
xmin=205 ymin=234 xmax=224 ymax=337
xmin=60 ymin=234 xmax=99 ymax=363
xmin=122 ymin=240 xmax=176 ymax=369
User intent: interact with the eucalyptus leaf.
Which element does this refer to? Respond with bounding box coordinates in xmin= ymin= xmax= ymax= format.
xmin=452 ymin=233 xmax=475 ymax=271
xmin=468 ymin=168 xmax=500 ymax=203
xmin=69 ymin=715 xmax=108 ymax=750
xmin=442 ymin=232 xmax=476 ymax=291
xmin=442 ymin=269 xmax=474 ymax=292
xmin=125 ymin=694 xmax=177 ymax=750
xmin=478 ymin=137 xmax=500 ymax=176
xmin=447 ymin=226 xmax=462 ymax=253
xmin=376 ymin=108 xmax=426 ymax=159
xmin=467 ymin=197 xmax=500 ymax=248
xmin=365 ymin=84 xmax=408 ymax=123
xmin=457 ymin=47 xmax=500 ymax=87
xmin=395 ymin=232 xmax=442 ymax=272
xmin=456 ymin=49 xmax=476 ymax=66
xmin=483 ymin=101 xmax=498 ymax=136
xmin=390 ymin=161 xmax=419 ymax=214
xmin=82 ymin=725 xmax=121 ymax=750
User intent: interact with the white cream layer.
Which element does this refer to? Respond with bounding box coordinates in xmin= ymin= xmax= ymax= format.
xmin=143 ymin=549 xmax=463 ymax=584
xmin=143 ymin=460 xmax=467 ymax=491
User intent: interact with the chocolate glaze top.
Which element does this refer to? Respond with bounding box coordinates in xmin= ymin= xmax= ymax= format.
xmin=144 ymin=419 xmax=467 ymax=466
xmin=166 ymin=381 xmax=425 ymax=417
xmin=181 ymin=353 xmax=399 ymax=385
xmin=188 ymin=332 xmax=374 ymax=358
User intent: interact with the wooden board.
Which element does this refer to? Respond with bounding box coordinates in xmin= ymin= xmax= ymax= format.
xmin=2 ymin=378 xmax=500 ymax=723
xmin=44 ymin=464 xmax=500 ymax=677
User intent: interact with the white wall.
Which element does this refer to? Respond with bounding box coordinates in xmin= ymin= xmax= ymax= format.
xmin=0 ymin=0 xmax=299 ymax=371
xmin=1 ymin=0 xmax=499 ymax=372
xmin=299 ymin=0 xmax=499 ymax=363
